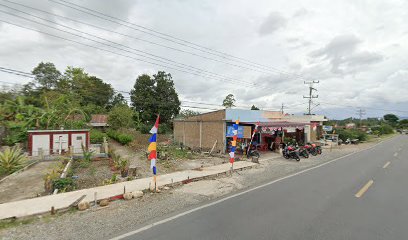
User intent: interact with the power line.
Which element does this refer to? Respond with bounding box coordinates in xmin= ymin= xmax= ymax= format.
xmin=2 ymin=0 xmax=307 ymax=80
xmin=0 ymin=7 xmax=262 ymax=89
xmin=0 ymin=20 xmax=268 ymax=91
xmin=0 ymin=66 xmax=33 ymax=76
xmin=0 ymin=68 xmax=34 ymax=78
xmin=319 ymin=102 xmax=408 ymax=114
xmin=48 ymin=0 xmax=309 ymax=80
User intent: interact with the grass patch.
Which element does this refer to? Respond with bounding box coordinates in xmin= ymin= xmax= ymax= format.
xmin=158 ymin=144 xmax=196 ymax=160
xmin=0 ymin=218 xmax=35 ymax=230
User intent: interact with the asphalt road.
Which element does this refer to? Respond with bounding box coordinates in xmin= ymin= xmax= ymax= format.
xmin=118 ymin=135 xmax=408 ymax=240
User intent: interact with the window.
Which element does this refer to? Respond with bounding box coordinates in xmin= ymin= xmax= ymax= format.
xmin=76 ymin=136 xmax=83 ymax=140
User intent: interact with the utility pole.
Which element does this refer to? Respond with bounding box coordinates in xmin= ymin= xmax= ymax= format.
xmin=356 ymin=108 xmax=366 ymax=125
xmin=281 ymin=103 xmax=285 ymax=114
xmin=303 ymin=81 xmax=319 ymax=115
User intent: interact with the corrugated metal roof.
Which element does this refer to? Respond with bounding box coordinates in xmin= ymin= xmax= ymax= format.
xmin=90 ymin=114 xmax=108 ymax=124
xmin=225 ymin=109 xmax=284 ymax=122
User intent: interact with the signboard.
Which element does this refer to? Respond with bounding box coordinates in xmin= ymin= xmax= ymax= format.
xmin=226 ymin=125 xmax=244 ymax=138
xmin=243 ymin=126 xmax=251 ymax=139
xmin=226 ymin=126 xmax=252 ymax=138
xmin=323 ymin=125 xmax=333 ymax=131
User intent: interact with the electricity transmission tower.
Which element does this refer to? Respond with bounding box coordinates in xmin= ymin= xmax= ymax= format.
xmin=281 ymin=103 xmax=285 ymax=114
xmin=303 ymin=81 xmax=319 ymax=115
xmin=356 ymin=108 xmax=366 ymax=125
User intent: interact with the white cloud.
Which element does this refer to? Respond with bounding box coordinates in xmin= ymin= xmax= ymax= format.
xmin=258 ymin=12 xmax=287 ymax=36
xmin=0 ymin=0 xmax=407 ymax=118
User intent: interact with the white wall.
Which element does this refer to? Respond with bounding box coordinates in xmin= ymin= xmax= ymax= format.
xmin=53 ymin=134 xmax=69 ymax=154
xmin=71 ymin=133 xmax=86 ymax=153
xmin=32 ymin=135 xmax=50 ymax=156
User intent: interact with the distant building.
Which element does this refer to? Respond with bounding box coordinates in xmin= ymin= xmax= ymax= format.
xmin=89 ymin=114 xmax=109 ymax=128
xmin=345 ymin=123 xmax=356 ymax=129
xmin=173 ymin=109 xmax=327 ymax=153
xmin=28 ymin=129 xmax=90 ymax=156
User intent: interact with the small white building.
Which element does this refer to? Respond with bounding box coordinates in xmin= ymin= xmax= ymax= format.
xmin=28 ymin=129 xmax=90 ymax=156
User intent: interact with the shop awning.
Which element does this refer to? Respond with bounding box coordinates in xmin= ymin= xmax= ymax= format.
xmin=243 ymin=121 xmax=309 ymax=133
xmin=247 ymin=121 xmax=310 ymax=128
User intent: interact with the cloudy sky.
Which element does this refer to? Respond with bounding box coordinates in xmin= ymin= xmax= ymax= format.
xmin=0 ymin=0 xmax=408 ymax=119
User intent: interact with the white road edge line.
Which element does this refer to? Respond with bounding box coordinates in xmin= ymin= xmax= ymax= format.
xmin=383 ymin=161 xmax=391 ymax=169
xmin=109 ymin=137 xmax=394 ymax=240
xmin=394 ymin=152 xmax=398 ymax=157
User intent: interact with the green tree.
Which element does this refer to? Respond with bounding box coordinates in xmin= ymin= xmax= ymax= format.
xmin=398 ymin=119 xmax=408 ymax=129
xmin=154 ymin=71 xmax=180 ymax=123
xmin=0 ymin=88 xmax=18 ymax=104
xmin=177 ymin=109 xmax=200 ymax=118
xmin=383 ymin=114 xmax=399 ymax=127
xmin=222 ymin=94 xmax=235 ymax=108
xmin=130 ymin=74 xmax=155 ymax=123
xmin=61 ymin=67 xmax=114 ymax=108
xmin=108 ymin=93 xmax=127 ymax=109
xmin=22 ymin=62 xmax=62 ymax=107
xmin=32 ymin=62 xmax=61 ymax=89
xmin=251 ymin=105 xmax=260 ymax=110
xmin=130 ymin=72 xmax=180 ymax=124
xmin=108 ymin=105 xmax=134 ymax=130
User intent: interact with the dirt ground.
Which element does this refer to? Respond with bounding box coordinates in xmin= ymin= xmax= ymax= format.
xmin=71 ymin=158 xmax=115 ymax=190
xmin=109 ymin=140 xmax=226 ymax=178
xmin=0 ymin=161 xmax=57 ymax=204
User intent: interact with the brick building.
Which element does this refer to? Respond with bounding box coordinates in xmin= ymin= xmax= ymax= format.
xmin=173 ymin=109 xmax=327 ymax=153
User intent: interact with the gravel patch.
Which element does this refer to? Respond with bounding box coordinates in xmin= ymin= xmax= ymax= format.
xmin=0 ymin=138 xmax=389 ymax=240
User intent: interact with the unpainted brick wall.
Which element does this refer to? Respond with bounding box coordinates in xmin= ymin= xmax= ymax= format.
xmin=173 ymin=110 xmax=226 ymax=152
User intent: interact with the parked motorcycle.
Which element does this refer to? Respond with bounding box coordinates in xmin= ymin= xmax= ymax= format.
xmin=304 ymin=143 xmax=322 ymax=156
xmin=247 ymin=148 xmax=260 ymax=163
xmin=299 ymin=146 xmax=310 ymax=158
xmin=282 ymin=145 xmax=300 ymax=161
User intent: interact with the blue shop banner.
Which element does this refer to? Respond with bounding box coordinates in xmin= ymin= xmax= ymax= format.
xmin=226 ymin=125 xmax=244 ymax=138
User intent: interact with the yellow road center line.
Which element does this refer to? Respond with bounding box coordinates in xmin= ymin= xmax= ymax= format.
xmin=355 ymin=180 xmax=374 ymax=198
xmin=383 ymin=161 xmax=391 ymax=169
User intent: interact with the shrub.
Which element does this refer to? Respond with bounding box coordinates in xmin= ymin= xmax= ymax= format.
xmin=81 ymin=144 xmax=93 ymax=162
xmin=371 ymin=124 xmax=394 ymax=135
xmin=0 ymin=146 xmax=26 ymax=175
xmin=158 ymin=123 xmax=172 ymax=134
xmin=117 ymin=134 xmax=133 ymax=145
xmin=108 ymin=105 xmax=134 ymax=130
xmin=107 ymin=130 xmax=134 ymax=145
xmin=335 ymin=128 xmax=368 ymax=141
xmin=138 ymin=124 xmax=150 ymax=134
xmin=52 ymin=178 xmax=75 ymax=192
xmin=90 ymin=129 xmax=107 ymax=144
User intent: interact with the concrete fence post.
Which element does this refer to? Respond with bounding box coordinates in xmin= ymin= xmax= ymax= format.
xmin=103 ymin=137 xmax=109 ymax=154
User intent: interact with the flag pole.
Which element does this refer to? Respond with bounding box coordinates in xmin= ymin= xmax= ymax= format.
xmin=230 ymin=119 xmax=239 ymax=175
xmin=246 ymin=123 xmax=259 ymax=157
xmin=148 ymin=115 xmax=160 ymax=193
xmin=153 ymin=175 xmax=157 ymax=192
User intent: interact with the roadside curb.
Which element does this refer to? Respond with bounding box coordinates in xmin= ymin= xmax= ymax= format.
xmin=0 ymin=161 xmax=257 ymax=220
